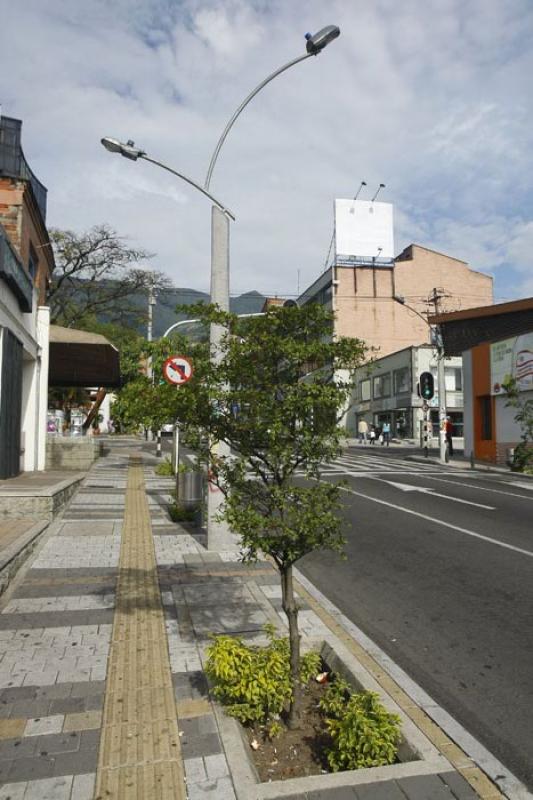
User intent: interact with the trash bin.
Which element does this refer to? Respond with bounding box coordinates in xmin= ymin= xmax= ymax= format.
xmin=506 ymin=447 xmax=515 ymax=467
xmin=177 ymin=470 xmax=203 ymax=509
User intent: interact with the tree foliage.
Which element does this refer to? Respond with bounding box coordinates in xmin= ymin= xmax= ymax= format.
xmin=502 ymin=376 xmax=533 ymax=473
xmin=48 ymin=224 xmax=169 ymax=328
xmin=127 ymin=302 xmax=367 ymax=726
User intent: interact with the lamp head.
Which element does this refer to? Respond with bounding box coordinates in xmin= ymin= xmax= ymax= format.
xmin=101 ymin=137 xmax=145 ymax=161
xmin=305 ymin=25 xmax=340 ymax=54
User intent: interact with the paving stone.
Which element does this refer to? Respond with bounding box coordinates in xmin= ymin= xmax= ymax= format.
xmin=204 ymin=753 xmax=229 ymax=780
xmin=71 ymin=772 xmax=96 ymax=800
xmin=23 ymin=774 xmax=73 ymax=800
xmin=7 ymin=753 xmax=55 ymax=781
xmin=52 ymin=746 xmax=99 ymax=776
xmin=397 ymin=774 xmax=457 ymax=799
xmin=48 ymin=697 xmax=86 ymax=715
xmin=25 ymin=715 xmax=64 ymax=737
xmin=0 ymin=686 xmax=36 ymax=703
xmin=79 ymin=729 xmax=100 ymax=751
xmin=0 ymin=719 xmax=25 ymax=740
xmin=438 ymin=771 xmax=479 ymax=799
xmin=36 ymin=731 xmax=81 ymax=756
xmin=0 ymin=781 xmax=26 ymax=799
xmin=63 ymin=710 xmax=102 ymax=732
xmin=11 ymin=700 xmax=51 ymax=718
xmin=353 ymin=781 xmax=405 ymax=800
xmin=0 ymin=735 xmax=38 ymax=760
xmin=184 ymin=756 xmax=207 ymax=783
xmin=180 ymin=732 xmax=222 ymax=759
xmin=0 ymin=611 xmax=114 ymax=631
xmin=186 ymin=776 xmax=236 ymax=800
xmin=69 ymin=681 xmax=106 ymax=698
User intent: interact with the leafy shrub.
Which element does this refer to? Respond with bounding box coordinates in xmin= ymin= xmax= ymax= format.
xmin=319 ymin=679 xmax=401 ymax=771
xmin=205 ymin=625 xmax=320 ymax=726
xmin=168 ymin=502 xmax=198 ymax=522
xmin=155 ymin=458 xmax=174 ymax=476
xmin=511 ymin=442 xmax=533 ymax=473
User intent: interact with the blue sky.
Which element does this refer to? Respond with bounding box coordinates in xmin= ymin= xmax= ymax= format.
xmin=1 ymin=0 xmax=532 ymax=303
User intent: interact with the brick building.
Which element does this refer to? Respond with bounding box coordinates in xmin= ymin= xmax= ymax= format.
xmin=0 ymin=115 xmax=54 ymax=478
xmin=299 ymin=243 xmax=494 ymax=358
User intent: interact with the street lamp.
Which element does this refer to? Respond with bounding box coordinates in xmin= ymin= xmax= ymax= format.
xmin=393 ymin=295 xmax=447 ymax=463
xmin=101 ymin=25 xmax=341 ymax=548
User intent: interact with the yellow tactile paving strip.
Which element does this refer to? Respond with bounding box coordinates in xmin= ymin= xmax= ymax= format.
xmin=95 ymin=460 xmax=186 ymax=800
xmin=295 ymin=579 xmax=506 ymax=800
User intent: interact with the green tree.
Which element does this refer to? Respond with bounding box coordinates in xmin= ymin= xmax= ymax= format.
xmin=502 ymin=376 xmax=533 ymax=473
xmin=149 ymin=303 xmax=366 ymax=727
xmin=48 ymin=224 xmax=169 ymax=328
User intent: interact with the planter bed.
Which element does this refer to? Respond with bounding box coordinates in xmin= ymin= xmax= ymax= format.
xmin=212 ymin=638 xmax=451 ymax=800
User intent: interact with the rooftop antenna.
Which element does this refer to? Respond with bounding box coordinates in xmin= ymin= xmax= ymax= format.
xmin=372 ymin=246 xmax=383 ymax=265
xmin=371 ymin=183 xmax=385 ymax=202
xmin=349 ymin=180 xmax=367 ymax=213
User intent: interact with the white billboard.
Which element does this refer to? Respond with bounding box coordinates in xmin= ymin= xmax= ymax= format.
xmin=491 ymin=333 xmax=533 ymax=395
xmin=334 ymin=199 xmax=394 ymax=261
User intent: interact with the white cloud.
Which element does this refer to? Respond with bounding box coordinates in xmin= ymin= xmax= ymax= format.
xmin=1 ymin=0 xmax=532 ymax=302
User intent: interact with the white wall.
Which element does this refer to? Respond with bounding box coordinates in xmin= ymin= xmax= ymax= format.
xmin=496 ymin=390 xmax=532 ymax=444
xmin=0 ymin=284 xmax=49 ymax=473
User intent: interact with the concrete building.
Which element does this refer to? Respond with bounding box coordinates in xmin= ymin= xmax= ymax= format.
xmin=432 ymin=298 xmax=533 ymax=465
xmin=0 ymin=115 xmax=54 ymax=478
xmin=300 ymin=242 xmax=494 ymax=358
xmin=348 ymin=345 xmax=464 ymax=442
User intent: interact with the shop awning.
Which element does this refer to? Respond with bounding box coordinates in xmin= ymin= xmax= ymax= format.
xmin=48 ymin=325 xmax=121 ymax=387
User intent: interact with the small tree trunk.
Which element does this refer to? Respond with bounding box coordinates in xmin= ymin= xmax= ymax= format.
xmin=280 ymin=564 xmax=301 ymax=729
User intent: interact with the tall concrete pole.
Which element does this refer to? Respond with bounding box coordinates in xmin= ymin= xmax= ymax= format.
xmin=207 ymin=207 xmax=239 ymax=551
xmin=430 ymin=288 xmax=448 ymax=463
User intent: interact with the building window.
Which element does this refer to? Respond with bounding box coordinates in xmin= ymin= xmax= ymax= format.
xmin=373 ymin=373 xmax=391 ymax=399
xmin=445 ymin=367 xmax=462 ymax=392
xmin=394 ymin=367 xmax=410 ymax=394
xmin=360 ymin=379 xmax=371 ymax=401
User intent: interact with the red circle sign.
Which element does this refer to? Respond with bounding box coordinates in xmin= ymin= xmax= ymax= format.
xmin=162 ymin=355 xmax=193 ymax=386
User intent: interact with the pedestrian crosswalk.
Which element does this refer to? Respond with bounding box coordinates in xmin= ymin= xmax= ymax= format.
xmin=298 ymin=449 xmax=465 ymax=477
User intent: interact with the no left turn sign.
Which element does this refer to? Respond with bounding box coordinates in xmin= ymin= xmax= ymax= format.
xmin=162 ymin=355 xmax=193 ymax=386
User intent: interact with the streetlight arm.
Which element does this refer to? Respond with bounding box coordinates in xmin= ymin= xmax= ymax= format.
xmin=140 ymin=154 xmax=235 ymax=220
xmin=204 ymin=52 xmax=313 ymax=190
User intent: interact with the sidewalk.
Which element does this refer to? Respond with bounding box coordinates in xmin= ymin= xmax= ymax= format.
xmin=0 ymin=439 xmax=509 ymax=799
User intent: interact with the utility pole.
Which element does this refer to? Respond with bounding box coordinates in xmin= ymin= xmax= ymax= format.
xmin=146 ymin=280 xmax=157 ymax=443
xmin=429 ymin=288 xmax=448 ymax=463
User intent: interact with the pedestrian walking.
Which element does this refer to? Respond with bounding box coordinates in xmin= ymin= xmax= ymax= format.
xmin=369 ymin=426 xmax=376 ymax=445
xmin=445 ymin=416 xmax=454 ymax=456
xmin=358 ymin=418 xmax=368 ymax=445
xmin=382 ymin=420 xmax=391 ymax=446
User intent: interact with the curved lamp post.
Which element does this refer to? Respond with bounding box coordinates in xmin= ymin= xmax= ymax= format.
xmin=393 ymin=295 xmax=447 ymax=463
xmin=101 ymin=24 xmax=340 ymax=548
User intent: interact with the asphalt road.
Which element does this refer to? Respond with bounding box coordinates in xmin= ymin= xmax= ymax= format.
xmin=299 ymin=447 xmax=533 ymax=790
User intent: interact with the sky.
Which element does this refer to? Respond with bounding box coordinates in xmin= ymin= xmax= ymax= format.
xmin=1 ymin=0 xmax=533 ymax=303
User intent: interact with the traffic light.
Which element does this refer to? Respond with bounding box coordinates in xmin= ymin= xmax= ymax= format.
xmin=419 ymin=371 xmax=434 ymax=400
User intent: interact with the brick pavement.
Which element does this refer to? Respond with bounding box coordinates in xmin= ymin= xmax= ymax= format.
xmin=0 ymin=440 xmax=505 ymax=800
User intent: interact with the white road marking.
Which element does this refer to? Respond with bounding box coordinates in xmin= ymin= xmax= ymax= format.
xmin=508 ymin=481 xmax=533 ymax=491
xmin=338 ymin=485 xmax=533 ymax=558
xmin=371 ymin=479 xmax=495 ymax=509
xmin=414 ymin=475 xmax=533 ymax=501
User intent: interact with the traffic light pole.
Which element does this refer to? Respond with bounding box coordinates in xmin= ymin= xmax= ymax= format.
xmin=437 ymin=342 xmax=447 ymax=463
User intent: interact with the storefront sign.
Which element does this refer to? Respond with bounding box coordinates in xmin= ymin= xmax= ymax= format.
xmin=491 ymin=333 xmax=533 ymax=394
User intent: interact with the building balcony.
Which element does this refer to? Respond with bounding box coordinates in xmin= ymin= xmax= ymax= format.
xmin=0 ymin=225 xmax=33 ymax=312
xmin=0 ymin=116 xmax=47 ymax=222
